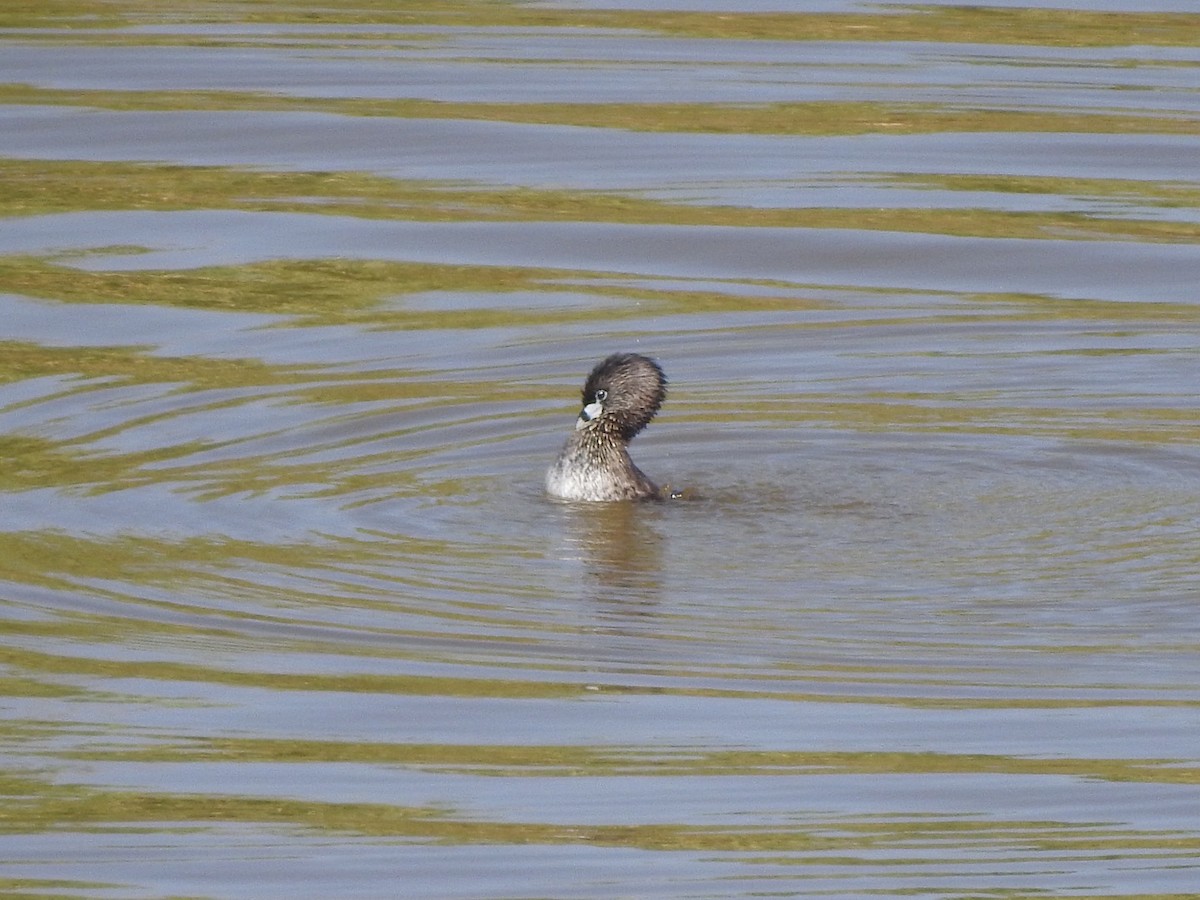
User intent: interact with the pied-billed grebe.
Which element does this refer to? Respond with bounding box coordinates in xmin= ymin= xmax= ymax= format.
xmin=546 ymin=353 xmax=667 ymax=501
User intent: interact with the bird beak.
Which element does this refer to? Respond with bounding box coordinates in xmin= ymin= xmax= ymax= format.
xmin=576 ymin=400 xmax=603 ymax=430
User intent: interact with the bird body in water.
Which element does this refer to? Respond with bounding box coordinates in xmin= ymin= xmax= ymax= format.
xmin=546 ymin=353 xmax=667 ymax=501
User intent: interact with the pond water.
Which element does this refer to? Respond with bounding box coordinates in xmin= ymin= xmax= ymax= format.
xmin=2 ymin=2 xmax=1199 ymax=898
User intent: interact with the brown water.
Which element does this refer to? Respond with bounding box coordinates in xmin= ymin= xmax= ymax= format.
xmin=2 ymin=2 xmax=1200 ymax=898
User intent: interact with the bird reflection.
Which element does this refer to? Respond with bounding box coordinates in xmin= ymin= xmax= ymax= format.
xmin=558 ymin=501 xmax=664 ymax=606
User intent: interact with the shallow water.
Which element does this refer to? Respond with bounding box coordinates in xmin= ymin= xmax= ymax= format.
xmin=2 ymin=2 xmax=1199 ymax=898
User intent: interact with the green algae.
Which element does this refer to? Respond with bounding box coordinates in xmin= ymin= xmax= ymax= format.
xmin=505 ymin=5 xmax=1200 ymax=49
xmin=4 ymin=157 xmax=1199 ymax=244
xmin=0 ymin=0 xmax=127 ymax=29
xmin=1 ymin=5 xmax=1197 ymax=890
xmin=0 ymin=880 xmax=119 ymax=900
xmin=63 ymin=738 xmax=1200 ymax=785
xmin=0 ymin=252 xmax=581 ymax=321
xmin=890 ymin=173 xmax=1200 ymax=210
xmin=7 ymin=1 xmax=1200 ymax=49
xmin=0 ymin=675 xmax=104 ymax=700
xmin=0 ymin=339 xmax=294 ymax=391
xmin=0 ymin=643 xmax=607 ymax=700
xmin=4 ymin=639 xmax=1195 ymax=710
xmin=0 ymin=254 xmax=822 ymax=330
xmin=675 ymin=395 xmax=1200 ymax=445
xmin=5 ymin=82 xmax=1200 ymax=140
xmin=5 ymin=773 xmax=1200 ymax=860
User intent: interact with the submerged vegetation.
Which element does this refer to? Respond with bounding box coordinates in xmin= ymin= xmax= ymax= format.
xmin=5 ymin=1 xmax=1200 ymax=48
xmin=5 ymin=83 xmax=1200 ymax=138
xmin=3 ymin=158 xmax=1199 ymax=244
xmin=3 ymin=4 xmax=1200 ymax=892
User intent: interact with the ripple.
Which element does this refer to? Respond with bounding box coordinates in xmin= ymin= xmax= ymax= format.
xmin=4 ymin=6 xmax=1200 ymax=897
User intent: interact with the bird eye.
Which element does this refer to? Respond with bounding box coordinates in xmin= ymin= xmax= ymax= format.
xmin=594 ymin=389 xmax=608 ymax=403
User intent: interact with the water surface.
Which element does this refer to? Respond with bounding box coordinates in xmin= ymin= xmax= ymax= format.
xmin=1 ymin=2 xmax=1199 ymax=898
